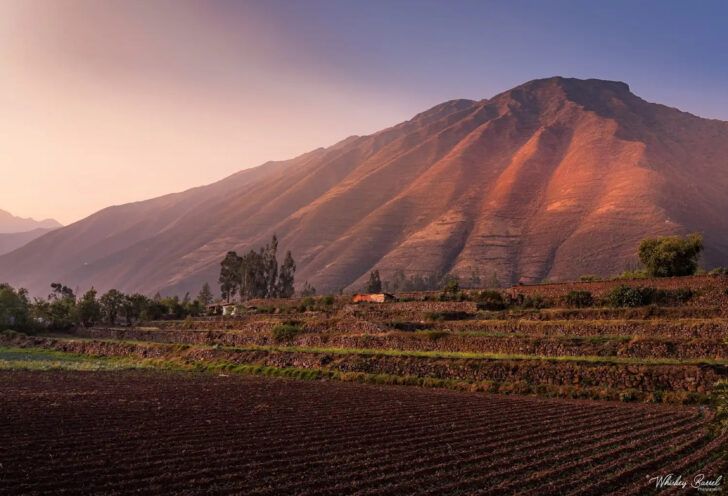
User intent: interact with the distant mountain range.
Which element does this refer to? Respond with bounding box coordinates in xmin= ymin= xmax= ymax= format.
xmin=1 ymin=77 xmax=727 ymax=297
xmin=0 ymin=209 xmax=61 ymax=234
xmin=0 ymin=210 xmax=61 ymax=257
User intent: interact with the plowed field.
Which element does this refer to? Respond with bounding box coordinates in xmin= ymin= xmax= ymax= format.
xmin=1 ymin=370 xmax=723 ymax=495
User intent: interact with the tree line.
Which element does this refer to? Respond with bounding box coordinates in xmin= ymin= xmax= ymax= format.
xmin=0 ymin=233 xmax=715 ymax=334
xmin=0 ymin=282 xmax=216 ymax=332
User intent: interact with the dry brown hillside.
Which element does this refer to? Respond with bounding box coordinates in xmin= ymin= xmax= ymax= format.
xmin=1 ymin=77 xmax=727 ymax=296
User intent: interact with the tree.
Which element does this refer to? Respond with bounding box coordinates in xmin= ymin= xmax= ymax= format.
xmin=240 ymin=249 xmax=267 ymax=300
xmin=142 ymin=299 xmax=167 ymax=321
xmin=385 ymin=269 xmax=406 ymax=292
xmin=276 ymin=250 xmax=296 ymax=298
xmin=159 ymin=296 xmax=184 ymax=319
xmin=121 ymin=293 xmax=149 ymax=325
xmin=0 ymin=283 xmax=31 ymax=331
xmin=262 ymin=235 xmax=279 ymax=297
xmin=219 ymin=251 xmax=243 ymax=302
xmin=366 ymin=270 xmax=382 ymax=293
xmin=442 ymin=277 xmax=460 ymax=294
xmin=50 ymin=282 xmax=75 ymax=300
xmin=198 ymin=283 xmax=213 ymax=306
xmin=47 ymin=297 xmax=78 ymax=330
xmin=77 ymin=289 xmax=102 ymax=327
xmin=638 ymin=233 xmax=704 ymax=277
xmin=100 ymin=289 xmax=124 ymax=325
xmin=222 ymin=236 xmax=297 ymax=301
xmin=299 ymin=281 xmax=316 ymax=297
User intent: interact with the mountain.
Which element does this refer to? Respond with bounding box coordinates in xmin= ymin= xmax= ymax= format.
xmin=0 ymin=228 xmax=59 ymax=257
xmin=1 ymin=77 xmax=728 ymax=296
xmin=0 ymin=209 xmax=61 ymax=233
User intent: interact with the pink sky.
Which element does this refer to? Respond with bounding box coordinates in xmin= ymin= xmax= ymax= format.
xmin=3 ymin=1 xmax=727 ymax=225
xmin=0 ymin=1 xmax=419 ymax=224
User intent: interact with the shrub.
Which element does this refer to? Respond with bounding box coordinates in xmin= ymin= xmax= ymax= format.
xmin=605 ymin=285 xmax=655 ymax=307
xmin=421 ymin=330 xmax=450 ymax=341
xmin=271 ymin=324 xmax=305 ymax=343
xmin=648 ymin=390 xmax=664 ymax=403
xmin=442 ymin=278 xmax=460 ymax=294
xmin=423 ymin=311 xmax=445 ymax=322
xmin=320 ymin=295 xmax=335 ymax=306
xmin=653 ymin=288 xmax=694 ymax=305
xmin=709 ymin=267 xmax=728 ymax=276
xmin=522 ymin=294 xmax=549 ymax=309
xmin=439 ymin=311 xmax=472 ymax=320
xmin=423 ymin=311 xmax=471 ymax=321
xmin=564 ymin=290 xmax=593 ymax=308
xmin=619 ymin=389 xmax=638 ymax=402
xmin=638 ymin=233 xmax=704 ymax=277
xmin=389 ymin=320 xmax=411 ymax=330
xmin=476 ymin=290 xmax=507 ymax=311
xmin=297 ymin=296 xmax=315 ymax=312
xmin=437 ymin=290 xmax=469 ymax=302
xmin=606 ymin=285 xmax=693 ymax=308
xmin=579 ymin=275 xmax=602 ymax=282
xmin=615 ymin=269 xmax=649 ymax=280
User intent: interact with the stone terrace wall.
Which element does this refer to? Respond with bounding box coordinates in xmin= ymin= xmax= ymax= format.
xmin=73 ymin=327 xmax=728 ymax=360
xmin=4 ymin=332 xmax=726 ymax=396
xmin=507 ymin=275 xmax=728 ymax=301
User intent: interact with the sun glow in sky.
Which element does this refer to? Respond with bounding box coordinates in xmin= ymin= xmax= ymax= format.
xmin=2 ymin=0 xmax=727 ymax=224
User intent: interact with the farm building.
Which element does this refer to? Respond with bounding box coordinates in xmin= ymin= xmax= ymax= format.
xmin=206 ymin=302 xmax=238 ymax=316
xmin=352 ymin=293 xmax=397 ymax=303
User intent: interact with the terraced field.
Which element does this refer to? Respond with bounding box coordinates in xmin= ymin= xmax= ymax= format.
xmin=0 ymin=370 xmax=723 ymax=496
xmin=2 ymin=277 xmax=727 ymax=493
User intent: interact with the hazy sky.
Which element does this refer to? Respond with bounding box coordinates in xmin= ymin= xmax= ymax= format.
xmin=2 ymin=0 xmax=727 ymax=225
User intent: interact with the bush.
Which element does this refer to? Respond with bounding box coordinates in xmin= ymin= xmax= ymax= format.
xmin=389 ymin=320 xmax=411 ymax=330
xmin=475 ymin=290 xmax=507 ymax=311
xmin=638 ymin=233 xmax=703 ymax=277
xmin=564 ymin=291 xmax=593 ymax=308
xmin=423 ymin=311 xmax=444 ymax=322
xmin=421 ymin=330 xmax=450 ymax=341
xmin=442 ymin=278 xmax=460 ymax=294
xmin=437 ymin=290 xmax=469 ymax=302
xmin=297 ymin=296 xmax=315 ymax=312
xmin=654 ymin=288 xmax=694 ymax=305
xmin=619 ymin=389 xmax=638 ymax=402
xmin=605 ymin=285 xmax=655 ymax=307
xmin=606 ymin=285 xmax=693 ymax=308
xmin=615 ymin=269 xmax=649 ymax=280
xmin=648 ymin=390 xmax=664 ymax=403
xmin=423 ymin=311 xmax=471 ymax=321
xmin=579 ymin=275 xmax=602 ymax=282
xmin=522 ymin=294 xmax=549 ymax=309
xmin=271 ymin=324 xmax=305 ymax=343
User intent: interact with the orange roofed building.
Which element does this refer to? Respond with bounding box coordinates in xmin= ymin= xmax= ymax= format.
xmin=352 ymin=293 xmax=397 ymax=303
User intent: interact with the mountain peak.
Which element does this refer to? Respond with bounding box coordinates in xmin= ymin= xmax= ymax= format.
xmin=522 ymin=76 xmax=629 ymax=92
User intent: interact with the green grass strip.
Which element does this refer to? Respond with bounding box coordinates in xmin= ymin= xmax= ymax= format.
xmin=0 ymin=346 xmax=163 ymax=371
xmin=219 ymin=344 xmax=728 ymax=365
